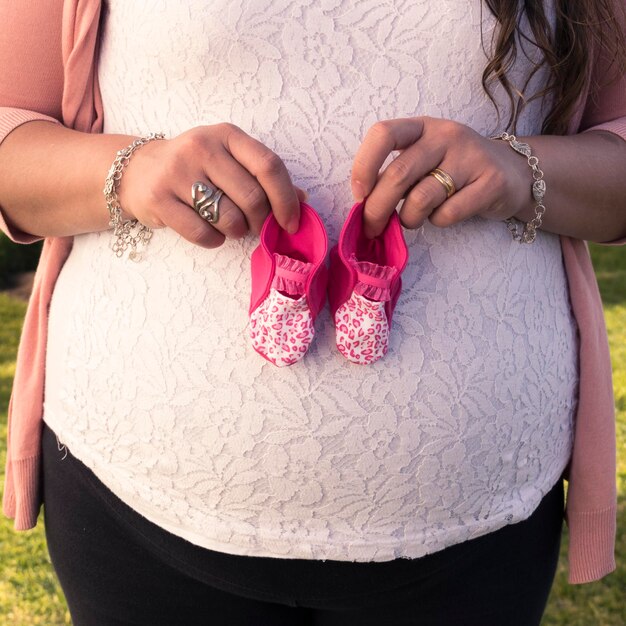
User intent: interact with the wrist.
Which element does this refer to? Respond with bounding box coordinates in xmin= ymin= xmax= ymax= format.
xmin=97 ymin=134 xmax=141 ymax=222
xmin=491 ymin=133 xmax=547 ymax=243
xmin=103 ymin=133 xmax=166 ymax=260
xmin=509 ymin=136 xmax=540 ymax=222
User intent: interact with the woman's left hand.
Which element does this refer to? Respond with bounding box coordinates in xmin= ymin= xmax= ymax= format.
xmin=351 ymin=116 xmax=532 ymax=238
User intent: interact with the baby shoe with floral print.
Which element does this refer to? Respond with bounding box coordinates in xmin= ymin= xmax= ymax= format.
xmin=249 ymin=202 xmax=328 ymax=367
xmin=328 ymin=201 xmax=408 ymax=365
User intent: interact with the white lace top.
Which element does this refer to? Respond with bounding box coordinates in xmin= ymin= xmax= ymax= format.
xmin=43 ymin=0 xmax=578 ymax=561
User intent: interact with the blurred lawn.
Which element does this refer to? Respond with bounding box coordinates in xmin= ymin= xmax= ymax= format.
xmin=0 ymin=294 xmax=71 ymax=624
xmin=0 ymin=243 xmax=624 ymax=625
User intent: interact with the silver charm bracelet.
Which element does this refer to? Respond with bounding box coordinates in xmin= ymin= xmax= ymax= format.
xmin=103 ymin=132 xmax=166 ymax=261
xmin=491 ymin=132 xmax=546 ymax=244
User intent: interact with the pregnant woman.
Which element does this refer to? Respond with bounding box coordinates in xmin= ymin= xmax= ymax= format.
xmin=1 ymin=1 xmax=625 ymax=624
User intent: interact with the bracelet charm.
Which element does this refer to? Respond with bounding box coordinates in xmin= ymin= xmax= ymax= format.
xmin=103 ymin=132 xmax=165 ymax=261
xmin=491 ymin=132 xmax=546 ymax=244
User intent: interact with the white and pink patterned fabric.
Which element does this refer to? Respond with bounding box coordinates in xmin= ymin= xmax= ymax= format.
xmin=335 ymin=293 xmax=389 ymax=364
xmin=249 ymin=254 xmax=315 ymax=367
xmin=334 ymin=255 xmax=398 ymax=364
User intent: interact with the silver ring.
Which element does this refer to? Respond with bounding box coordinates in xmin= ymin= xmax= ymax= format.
xmin=191 ymin=181 xmax=223 ymax=224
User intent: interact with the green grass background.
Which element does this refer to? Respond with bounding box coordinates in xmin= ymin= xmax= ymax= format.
xmin=0 ymin=244 xmax=624 ymax=625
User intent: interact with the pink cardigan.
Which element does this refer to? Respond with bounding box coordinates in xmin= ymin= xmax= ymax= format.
xmin=1 ymin=0 xmax=625 ymax=585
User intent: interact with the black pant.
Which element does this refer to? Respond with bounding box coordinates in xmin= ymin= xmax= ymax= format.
xmin=42 ymin=421 xmax=564 ymax=626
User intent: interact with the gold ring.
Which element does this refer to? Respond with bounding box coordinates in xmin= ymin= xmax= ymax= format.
xmin=428 ymin=168 xmax=456 ymax=198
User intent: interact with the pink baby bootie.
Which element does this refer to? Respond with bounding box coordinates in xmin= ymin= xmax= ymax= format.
xmin=249 ymin=202 xmax=328 ymax=367
xmin=328 ymin=201 xmax=408 ymax=365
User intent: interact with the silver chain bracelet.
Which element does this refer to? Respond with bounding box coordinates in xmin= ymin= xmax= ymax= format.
xmin=491 ymin=132 xmax=546 ymax=244
xmin=103 ymin=132 xmax=166 ymax=261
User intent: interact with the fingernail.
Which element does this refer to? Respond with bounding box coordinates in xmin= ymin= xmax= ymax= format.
xmin=352 ymin=180 xmax=365 ymax=201
xmin=287 ymin=217 xmax=299 ymax=234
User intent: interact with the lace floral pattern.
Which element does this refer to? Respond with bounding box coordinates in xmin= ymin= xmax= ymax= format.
xmin=42 ymin=0 xmax=578 ymax=562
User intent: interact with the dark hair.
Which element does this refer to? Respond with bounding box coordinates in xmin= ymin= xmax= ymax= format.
xmin=482 ymin=0 xmax=626 ymax=134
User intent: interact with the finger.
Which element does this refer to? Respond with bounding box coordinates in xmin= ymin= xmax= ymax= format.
xmin=192 ymin=148 xmax=271 ymax=236
xmin=351 ymin=118 xmax=426 ymax=201
xmin=399 ymin=165 xmax=463 ymax=230
xmin=225 ymin=127 xmax=300 ymax=233
xmin=177 ymin=179 xmax=249 ymax=240
xmin=362 ymin=137 xmax=446 ymax=238
xmin=159 ymin=195 xmax=226 ymax=249
xmin=206 ymin=193 xmax=249 ymax=239
xmin=427 ymin=179 xmax=488 ymax=229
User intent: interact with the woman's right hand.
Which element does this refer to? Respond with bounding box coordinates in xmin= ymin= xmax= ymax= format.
xmin=117 ymin=124 xmax=304 ymax=248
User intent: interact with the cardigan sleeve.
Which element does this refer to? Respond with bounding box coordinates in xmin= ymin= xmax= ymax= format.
xmin=0 ymin=0 xmax=65 ymax=243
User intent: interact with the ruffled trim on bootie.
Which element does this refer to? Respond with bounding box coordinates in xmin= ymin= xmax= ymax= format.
xmin=272 ymin=253 xmax=314 ymax=297
xmin=249 ymin=289 xmax=315 ymax=367
xmin=348 ymin=254 xmax=397 ymax=301
xmin=334 ymin=292 xmax=389 ymax=365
